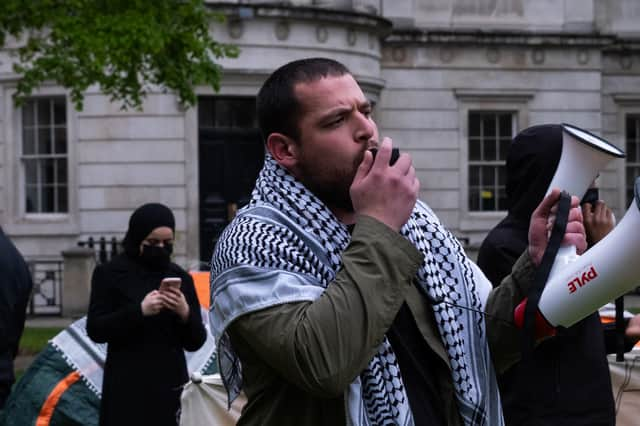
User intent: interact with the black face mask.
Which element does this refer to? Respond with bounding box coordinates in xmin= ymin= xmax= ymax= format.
xmin=139 ymin=244 xmax=173 ymax=270
xmin=581 ymin=188 xmax=599 ymax=207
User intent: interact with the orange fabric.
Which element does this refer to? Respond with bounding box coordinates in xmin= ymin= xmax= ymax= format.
xmin=36 ymin=371 xmax=81 ymax=426
xmin=190 ymin=271 xmax=211 ymax=310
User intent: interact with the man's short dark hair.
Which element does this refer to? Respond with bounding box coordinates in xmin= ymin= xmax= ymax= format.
xmin=256 ymin=58 xmax=351 ymax=142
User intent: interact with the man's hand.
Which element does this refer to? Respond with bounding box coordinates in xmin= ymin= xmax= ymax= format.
xmin=528 ymin=189 xmax=587 ymax=266
xmin=350 ymin=137 xmax=420 ymax=231
xmin=141 ymin=290 xmax=165 ymax=316
xmin=159 ymin=286 xmax=190 ymax=323
xmin=582 ymin=201 xmax=615 ymax=246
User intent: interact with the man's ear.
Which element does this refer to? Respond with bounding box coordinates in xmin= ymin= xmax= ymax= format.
xmin=266 ymin=133 xmax=299 ymax=171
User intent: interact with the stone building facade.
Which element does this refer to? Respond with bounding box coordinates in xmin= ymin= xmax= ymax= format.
xmin=1 ymin=0 xmax=639 ymax=273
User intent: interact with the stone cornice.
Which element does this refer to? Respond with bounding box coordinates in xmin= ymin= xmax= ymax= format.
xmin=385 ymin=30 xmax=617 ymax=48
xmin=206 ymin=3 xmax=392 ymax=36
xmin=603 ymin=39 xmax=640 ymax=53
xmin=454 ymin=89 xmax=535 ymax=103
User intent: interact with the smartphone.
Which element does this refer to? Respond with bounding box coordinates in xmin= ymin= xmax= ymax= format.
xmin=369 ymin=147 xmax=400 ymax=166
xmin=159 ymin=277 xmax=182 ymax=292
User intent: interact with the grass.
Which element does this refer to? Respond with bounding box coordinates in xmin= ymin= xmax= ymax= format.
xmin=15 ymin=326 xmax=64 ymax=381
xmin=17 ymin=327 xmax=63 ymax=356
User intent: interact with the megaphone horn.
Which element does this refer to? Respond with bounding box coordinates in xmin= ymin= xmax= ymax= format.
xmin=546 ymin=124 xmax=626 ymax=275
xmin=547 ymin=123 xmax=625 ymax=200
xmin=516 ymin=176 xmax=640 ymax=331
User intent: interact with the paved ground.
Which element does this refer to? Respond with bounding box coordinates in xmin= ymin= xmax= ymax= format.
xmin=14 ymin=354 xmax=36 ymax=372
xmin=25 ymin=316 xmax=76 ymax=328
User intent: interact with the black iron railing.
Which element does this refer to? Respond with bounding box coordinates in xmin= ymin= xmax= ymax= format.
xmin=27 ymin=260 xmax=63 ymax=315
xmin=78 ymin=236 xmax=121 ymax=264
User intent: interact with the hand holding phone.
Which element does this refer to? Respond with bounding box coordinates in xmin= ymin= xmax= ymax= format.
xmin=159 ymin=277 xmax=182 ymax=292
xmin=158 ymin=277 xmax=189 ymax=322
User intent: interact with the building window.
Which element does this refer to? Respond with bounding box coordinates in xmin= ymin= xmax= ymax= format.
xmin=468 ymin=111 xmax=514 ymax=211
xmin=627 ymin=114 xmax=640 ymax=206
xmin=21 ymin=97 xmax=68 ymax=213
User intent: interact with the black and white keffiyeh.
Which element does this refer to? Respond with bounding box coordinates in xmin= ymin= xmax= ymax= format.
xmin=210 ymin=154 xmax=503 ymax=425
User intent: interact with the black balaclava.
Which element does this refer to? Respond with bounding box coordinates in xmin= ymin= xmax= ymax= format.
xmin=122 ymin=203 xmax=175 ymax=268
xmin=506 ymin=124 xmax=563 ymax=225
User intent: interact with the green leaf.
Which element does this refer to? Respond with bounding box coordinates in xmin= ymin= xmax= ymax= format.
xmin=0 ymin=0 xmax=239 ymax=110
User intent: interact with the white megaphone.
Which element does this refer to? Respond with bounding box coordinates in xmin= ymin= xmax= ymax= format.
xmin=546 ymin=123 xmax=626 ymax=275
xmin=515 ymin=177 xmax=640 ymax=332
xmin=513 ymin=123 xmax=627 ymax=334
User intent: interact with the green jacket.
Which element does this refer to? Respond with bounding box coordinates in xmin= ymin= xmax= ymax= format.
xmin=228 ymin=215 xmax=536 ymax=425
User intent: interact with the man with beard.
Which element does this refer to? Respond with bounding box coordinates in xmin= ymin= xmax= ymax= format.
xmin=209 ymin=58 xmax=587 ymax=426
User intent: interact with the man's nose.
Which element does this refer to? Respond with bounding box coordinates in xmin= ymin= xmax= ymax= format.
xmin=354 ymin=112 xmax=375 ymax=142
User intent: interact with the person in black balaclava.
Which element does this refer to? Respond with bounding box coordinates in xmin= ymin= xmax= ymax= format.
xmin=477 ymin=124 xmax=640 ymax=425
xmin=87 ymin=203 xmax=206 ymax=426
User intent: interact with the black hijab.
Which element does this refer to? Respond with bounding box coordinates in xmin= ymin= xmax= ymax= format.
xmin=122 ymin=203 xmax=175 ymax=258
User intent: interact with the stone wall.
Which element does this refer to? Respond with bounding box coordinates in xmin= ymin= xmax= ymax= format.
xmin=0 ymin=0 xmax=639 ymax=264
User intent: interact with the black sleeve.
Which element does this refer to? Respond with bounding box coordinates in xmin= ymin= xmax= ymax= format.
xmin=86 ymin=264 xmax=145 ymax=343
xmin=10 ymin=262 xmax=33 ymax=359
xmin=0 ymin=245 xmax=34 ymax=360
xmin=178 ymin=272 xmax=207 ymax=352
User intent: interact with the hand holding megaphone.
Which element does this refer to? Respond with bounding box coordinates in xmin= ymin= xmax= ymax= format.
xmin=514 ymin=124 xmax=630 ymax=336
xmin=527 ymin=189 xmax=587 ymax=267
xmin=516 ymin=178 xmax=640 ymax=332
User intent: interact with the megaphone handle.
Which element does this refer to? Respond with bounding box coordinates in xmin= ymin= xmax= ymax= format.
xmin=521 ymin=191 xmax=572 ymax=358
xmin=615 ymin=297 xmax=625 ymax=362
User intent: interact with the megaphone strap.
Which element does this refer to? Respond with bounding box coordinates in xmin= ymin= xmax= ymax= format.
xmin=522 ymin=191 xmax=572 ymax=360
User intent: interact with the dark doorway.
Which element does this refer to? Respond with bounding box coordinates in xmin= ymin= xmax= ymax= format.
xmin=198 ymin=97 xmax=264 ymax=267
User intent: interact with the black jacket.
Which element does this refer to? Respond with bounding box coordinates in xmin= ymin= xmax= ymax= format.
xmin=0 ymin=228 xmax=33 ymax=408
xmin=86 ymin=254 xmax=206 ymax=426
xmin=477 ymin=124 xmax=615 ymax=426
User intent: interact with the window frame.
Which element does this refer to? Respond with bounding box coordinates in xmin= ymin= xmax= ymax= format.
xmin=3 ymin=87 xmax=78 ymax=235
xmin=612 ymin=94 xmax=640 ymax=216
xmin=454 ymin=89 xmax=533 ymax=231
xmin=467 ymin=111 xmax=515 ymax=212
xmin=21 ymin=96 xmax=69 ymax=214
xmin=624 ymin=113 xmax=640 ymax=208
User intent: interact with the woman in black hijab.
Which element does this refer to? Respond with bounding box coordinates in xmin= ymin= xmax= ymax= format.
xmin=477 ymin=124 xmax=623 ymax=425
xmin=87 ymin=203 xmax=206 ymax=426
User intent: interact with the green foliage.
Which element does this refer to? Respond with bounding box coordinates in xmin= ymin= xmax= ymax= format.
xmin=0 ymin=0 xmax=239 ymax=110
